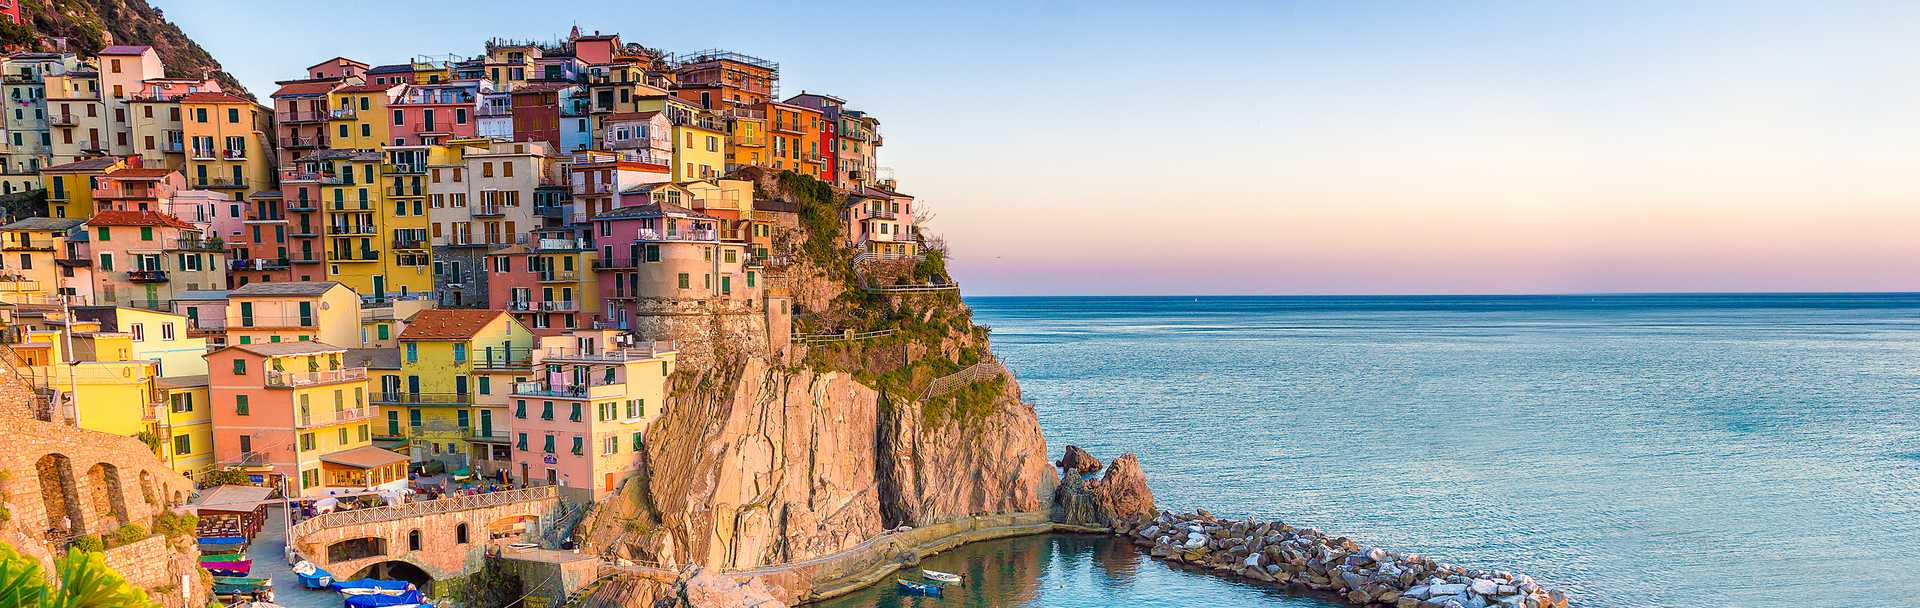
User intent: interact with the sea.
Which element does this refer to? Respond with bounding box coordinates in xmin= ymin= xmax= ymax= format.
xmin=815 ymin=294 xmax=1920 ymax=608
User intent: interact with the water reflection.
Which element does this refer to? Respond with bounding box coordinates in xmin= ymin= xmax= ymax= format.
xmin=811 ymin=534 xmax=1336 ymax=608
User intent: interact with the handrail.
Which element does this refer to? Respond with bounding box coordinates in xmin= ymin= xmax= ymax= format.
xmin=921 ymin=357 xmax=1005 ymax=401
xmin=291 ymin=484 xmax=556 ymax=539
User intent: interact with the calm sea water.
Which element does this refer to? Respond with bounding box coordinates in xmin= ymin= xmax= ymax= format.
xmin=819 ymin=294 xmax=1920 ymax=608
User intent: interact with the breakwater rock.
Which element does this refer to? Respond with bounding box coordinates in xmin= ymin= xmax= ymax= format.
xmin=1051 ymin=446 xmax=1157 ymax=528
xmin=1125 ymin=510 xmax=1572 ymax=608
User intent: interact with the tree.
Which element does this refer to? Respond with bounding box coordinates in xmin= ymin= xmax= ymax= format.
xmin=0 ymin=541 xmax=158 ymax=608
xmin=197 ymin=469 xmax=253 ymax=488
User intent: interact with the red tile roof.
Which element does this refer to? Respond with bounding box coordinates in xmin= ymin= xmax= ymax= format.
xmin=272 ymin=80 xmax=341 ymax=97
xmin=85 ymin=210 xmax=195 ymax=229
xmin=104 ymin=167 xmax=175 ymax=179
xmin=179 ymin=92 xmax=253 ymax=104
xmin=399 ymin=309 xmax=507 ymax=341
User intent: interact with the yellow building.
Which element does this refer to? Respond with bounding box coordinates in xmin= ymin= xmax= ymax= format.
xmin=127 ymin=96 xmax=187 ymax=170
xmin=0 ymin=217 xmax=86 ymax=305
xmin=179 ymin=92 xmax=275 ymax=199
xmin=370 ymin=309 xmax=533 ymax=474
xmin=207 ymin=341 xmax=380 ymax=497
xmin=39 ymin=156 xmax=127 ymax=219
xmin=670 ymin=122 xmax=726 ymax=181
xmin=225 ymin=281 xmax=363 ymax=346
xmin=380 ymin=146 xmax=434 ymax=293
xmin=70 ymin=306 xmax=209 ymax=377
xmin=359 ymin=296 xmax=435 ymax=348
xmin=157 ymin=375 xmax=215 ymax=476
xmin=327 ymin=83 xmax=400 ymax=149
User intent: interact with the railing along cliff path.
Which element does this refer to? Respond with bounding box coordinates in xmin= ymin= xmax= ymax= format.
xmin=290 ymin=485 xmax=557 ymax=537
xmin=921 ymin=356 xmax=1006 ymax=401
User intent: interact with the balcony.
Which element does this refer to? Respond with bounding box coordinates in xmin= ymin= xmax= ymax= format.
xmin=733 ymin=134 xmax=767 ymax=147
xmin=591 ymin=319 xmax=629 ymax=330
xmin=263 ymin=367 xmax=367 ymax=388
xmin=190 ymin=147 xmax=217 ymax=160
xmin=296 ymin=408 xmax=371 ymax=429
xmin=537 ymin=271 xmax=578 ymax=283
xmin=279 ymin=110 xmax=327 ymax=123
xmin=326 ymin=224 xmax=377 ymax=236
xmin=290 ymin=256 xmax=324 ymax=265
xmin=196 ymin=178 xmax=248 ymax=189
xmin=592 ymin=258 xmax=636 ymax=270
xmin=160 ymin=141 xmax=184 ymax=153
xmin=371 ymin=392 xmax=473 ymax=406
xmin=171 ymin=237 xmax=227 ymax=251
xmin=571 ymin=182 xmax=613 ymax=195
xmin=281 ymin=136 xmax=328 ymax=149
xmin=229 ymin=257 xmax=290 ymax=270
xmin=385 ymin=187 xmax=424 ymax=198
xmin=635 ymin=228 xmax=716 ymax=242
xmin=327 ymin=249 xmax=381 ymax=262
xmin=468 ymin=428 xmax=512 ymax=443
xmin=509 ymin=381 xmax=592 ymax=399
xmin=286 ymin=200 xmax=320 ymax=212
xmin=382 ymin=163 xmax=425 ymax=175
xmin=537 ymin=342 xmax=675 ymax=363
xmin=605 ymin=134 xmax=668 ymax=150
xmin=473 ymin=348 xmax=535 ymax=370
xmin=289 ymin=226 xmax=321 ymax=238
xmin=535 ymin=237 xmax=588 ymax=251
xmin=126 ymin=270 xmax=169 ymax=283
xmin=472 ymin=204 xmax=505 ymax=217
xmin=48 ymin=113 xmax=77 ymax=127
xmin=769 ymin=121 xmax=803 ymax=135
xmin=223 ymin=149 xmax=247 ymax=160
xmin=476 ymin=105 xmax=512 ymax=117
xmin=329 ymin=108 xmax=359 ymax=120
xmin=504 ymin=300 xmax=577 ymax=312
xmin=391 ymin=237 xmax=426 ymax=250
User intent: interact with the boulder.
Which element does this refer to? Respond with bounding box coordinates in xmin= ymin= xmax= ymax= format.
xmin=1057 ymin=445 xmax=1103 ymax=475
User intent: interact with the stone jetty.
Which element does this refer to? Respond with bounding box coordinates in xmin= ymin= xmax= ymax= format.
xmin=1123 ymin=510 xmax=1571 ymax=608
xmin=1051 ymin=446 xmax=1572 ymax=608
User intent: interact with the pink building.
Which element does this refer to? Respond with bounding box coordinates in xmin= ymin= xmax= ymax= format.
xmin=388 ymin=81 xmax=486 ymax=146
xmin=589 ymin=202 xmax=759 ymax=333
xmin=507 ymin=342 xmax=675 ymax=498
xmin=207 ymin=341 xmax=376 ymax=496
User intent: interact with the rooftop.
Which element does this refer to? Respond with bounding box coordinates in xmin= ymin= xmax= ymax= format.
xmin=399 ymin=309 xmax=507 ymax=340
xmin=345 ymin=348 xmax=401 ymax=370
xmin=229 ymin=281 xmax=343 ymax=297
xmin=104 ymin=167 xmax=175 ymax=179
xmin=155 ymin=374 xmax=210 ymax=389
xmin=190 ymin=484 xmax=275 ymax=513
xmin=222 ymin=341 xmax=349 ymax=357
xmin=174 ymin=289 xmax=230 ymax=301
xmin=97 ymin=45 xmax=155 ymax=56
xmin=41 ymin=157 xmax=122 ymax=173
xmin=319 ymin=445 xmax=408 ymax=469
xmin=1 ymin=217 xmax=85 ymax=231
xmin=179 ymin=91 xmax=253 ymax=104
xmin=85 ymin=210 xmax=196 ymax=229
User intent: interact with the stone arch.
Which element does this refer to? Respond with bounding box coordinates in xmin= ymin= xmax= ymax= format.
xmin=348 ymin=560 xmax=434 ymax=594
xmin=83 ymin=462 xmax=129 ymax=528
xmin=138 ymin=470 xmax=156 ymax=507
xmin=172 ymin=489 xmax=184 ymax=507
xmin=327 ymin=536 xmax=388 ymax=563
xmin=35 ymin=453 xmax=84 ymax=535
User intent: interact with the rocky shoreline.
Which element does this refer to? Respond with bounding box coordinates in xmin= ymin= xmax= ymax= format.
xmin=1052 ymin=446 xmax=1572 ymax=608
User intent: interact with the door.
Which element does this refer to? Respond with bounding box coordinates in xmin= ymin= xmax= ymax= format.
xmin=381 ymin=375 xmax=401 ymax=401
xmin=407 ymin=376 xmax=420 ymax=399
xmin=479 ymin=410 xmax=493 ymax=439
xmin=386 ymin=410 xmax=400 ymax=436
xmin=372 ymin=275 xmax=386 ymax=299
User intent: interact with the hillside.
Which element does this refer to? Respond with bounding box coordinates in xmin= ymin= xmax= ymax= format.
xmin=12 ymin=0 xmax=250 ymax=97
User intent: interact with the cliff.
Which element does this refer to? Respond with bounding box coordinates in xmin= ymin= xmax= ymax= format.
xmin=573 ymin=172 xmax=1058 ymax=601
xmin=11 ymin=0 xmax=251 ymax=97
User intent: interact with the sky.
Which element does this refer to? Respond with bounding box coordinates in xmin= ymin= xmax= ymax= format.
xmin=161 ymin=0 xmax=1920 ymax=295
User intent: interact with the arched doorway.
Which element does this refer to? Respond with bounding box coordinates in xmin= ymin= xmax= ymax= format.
xmin=349 ymin=560 xmax=434 ymax=594
xmin=83 ymin=463 xmax=129 ymax=528
xmin=138 ymin=471 xmax=156 ymax=508
xmin=35 ymin=453 xmax=84 ymax=536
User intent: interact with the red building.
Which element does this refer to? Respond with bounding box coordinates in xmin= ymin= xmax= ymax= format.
xmin=510 ymin=82 xmax=570 ymax=149
xmin=231 ymin=190 xmax=294 ymax=287
xmin=0 ymin=0 xmax=23 ymax=26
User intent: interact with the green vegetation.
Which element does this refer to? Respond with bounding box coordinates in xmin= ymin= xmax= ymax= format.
xmin=0 ymin=189 xmax=46 ymax=223
xmin=196 ymin=469 xmax=252 ymax=487
xmin=449 ymin=559 xmax=524 ymax=608
xmin=110 ymin=524 xmax=146 ymax=547
xmin=0 ymin=541 xmax=158 ymax=607
xmin=70 ymin=536 xmax=102 ymax=553
xmin=150 ymin=511 xmax=196 ymax=540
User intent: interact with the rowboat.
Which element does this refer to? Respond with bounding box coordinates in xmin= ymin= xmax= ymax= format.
xmin=897 ymin=579 xmax=942 ymax=596
xmin=202 ymin=560 xmax=251 ymax=576
xmin=921 ymin=569 xmax=963 ymax=585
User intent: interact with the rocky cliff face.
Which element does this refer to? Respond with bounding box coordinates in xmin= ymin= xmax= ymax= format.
xmin=577 ymin=173 xmax=1058 ymax=576
xmin=14 ymin=0 xmax=251 ymax=97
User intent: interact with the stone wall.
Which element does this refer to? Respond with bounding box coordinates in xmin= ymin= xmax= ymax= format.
xmin=103 ymin=534 xmax=202 ymax=606
xmin=292 ymin=489 xmax=562 ymax=581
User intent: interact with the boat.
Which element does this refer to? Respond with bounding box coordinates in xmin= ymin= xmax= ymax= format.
xmin=331 ymin=578 xmax=416 ymax=596
xmin=921 ymin=569 xmax=963 ymax=585
xmin=344 ymin=589 xmax=426 ymax=608
xmin=896 ymin=579 xmax=942 ymax=596
xmin=202 ymin=559 xmax=251 ymax=576
xmin=200 ymin=553 xmax=248 ymax=562
xmin=212 ymin=576 xmax=273 ymax=602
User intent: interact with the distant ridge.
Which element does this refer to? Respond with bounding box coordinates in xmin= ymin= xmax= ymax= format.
xmin=6 ymin=0 xmax=250 ymax=98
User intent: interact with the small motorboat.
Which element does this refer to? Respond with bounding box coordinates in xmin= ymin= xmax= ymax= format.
xmin=897 ymin=579 xmax=942 ymax=596
xmin=921 ymin=569 xmax=963 ymax=585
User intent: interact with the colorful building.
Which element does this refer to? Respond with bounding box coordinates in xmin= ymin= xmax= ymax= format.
xmin=179 ymin=92 xmax=275 ymax=199
xmin=375 ymin=309 xmax=535 ymax=472
xmin=208 ymin=341 xmax=377 ymax=497
xmin=508 ymin=341 xmax=675 ymax=498
xmin=84 ymin=210 xmax=226 ymax=310
xmin=224 ymin=280 xmax=363 ymax=347
xmin=40 ymin=156 xmax=128 ymax=219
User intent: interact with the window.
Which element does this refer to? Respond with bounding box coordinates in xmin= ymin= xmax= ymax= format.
xmin=173 ymin=435 xmax=191 ymax=455
xmin=515 ymin=399 xmax=526 ymax=418
xmin=299 ymin=433 xmax=315 ymax=450
xmin=228 ymin=108 xmax=240 ymax=123
xmin=516 ymin=432 xmax=527 ymax=450
xmin=569 ymin=402 xmax=581 ymax=422
xmin=130 ymin=323 xmax=144 ymax=341
xmin=239 ymin=435 xmax=251 ymax=453
xmin=631 ymin=432 xmax=643 ymax=451
xmin=231 ymin=359 xmax=247 ymax=375
xmin=678 ymin=273 xmax=689 ymax=289
xmin=453 ymin=343 xmax=466 ymax=363
xmin=541 ymin=401 xmax=553 ymax=420
xmin=571 ymin=436 xmax=583 ymax=455
xmin=456 ymin=523 xmax=469 ymax=544
xmin=407 ymin=530 xmax=421 ymax=551
xmin=603 ymin=436 xmax=616 ymax=454
xmin=406 ymin=343 xmax=418 ymax=363
xmin=542 ymin=434 xmax=554 ymax=453
xmin=626 ymin=399 xmax=643 ymax=418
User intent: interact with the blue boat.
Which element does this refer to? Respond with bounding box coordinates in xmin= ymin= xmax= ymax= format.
xmin=344 ymin=589 xmax=425 ymax=608
xmin=897 ymin=579 xmax=942 ymax=596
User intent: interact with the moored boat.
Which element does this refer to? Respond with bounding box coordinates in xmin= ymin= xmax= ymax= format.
xmin=897 ymin=579 xmax=943 ymax=596
xmin=922 ymin=569 xmax=963 ymax=585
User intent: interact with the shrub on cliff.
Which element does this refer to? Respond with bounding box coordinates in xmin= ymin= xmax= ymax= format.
xmin=111 ymin=524 xmax=147 ymax=547
xmin=0 ymin=541 xmax=158 ymax=608
xmin=71 ymin=536 xmax=103 ymax=553
xmin=151 ymin=512 xmax=196 ymax=540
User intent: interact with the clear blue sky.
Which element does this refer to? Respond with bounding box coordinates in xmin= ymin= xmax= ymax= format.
xmin=161 ymin=1 xmax=1920 ymax=295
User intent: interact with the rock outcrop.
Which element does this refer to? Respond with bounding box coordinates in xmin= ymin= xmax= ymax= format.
xmin=1127 ymin=510 xmax=1571 ymax=608
xmin=1051 ymin=447 xmax=1156 ymax=529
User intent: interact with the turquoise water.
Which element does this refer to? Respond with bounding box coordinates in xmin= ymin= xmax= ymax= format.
xmin=821 ymin=294 xmax=1920 ymax=608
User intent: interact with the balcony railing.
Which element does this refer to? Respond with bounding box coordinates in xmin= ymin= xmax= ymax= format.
xmin=190 ymin=147 xmax=217 ymax=160
xmin=329 ymin=108 xmax=358 ymax=120
xmin=476 ymin=105 xmax=512 ymax=117
xmin=281 ymin=136 xmax=328 ymax=148
xmin=279 ymin=110 xmax=328 ymax=123
xmin=473 ymin=204 xmax=505 ymax=217
xmin=536 ymin=342 xmax=675 ymax=363
xmin=371 ymin=392 xmax=472 ymax=406
xmin=504 ymin=300 xmax=577 ymax=312
xmin=537 ymin=271 xmax=578 ymax=283
xmin=591 ymin=319 xmax=629 ymax=330
xmin=535 ymin=238 xmax=588 ymax=251
xmin=196 ymin=178 xmax=248 ymax=189
xmin=474 ymin=348 xmax=535 ymax=370
xmin=126 ymin=270 xmax=169 ymax=283
xmin=296 ymin=408 xmax=371 ymax=429
xmin=327 ymin=224 xmax=378 ymax=236
xmin=636 ymin=228 xmax=716 ymax=242
xmin=172 ymin=237 xmax=226 ymax=251
xmin=263 ymin=367 xmax=368 ymax=388
xmin=48 ymin=113 xmax=78 ymax=126
xmin=233 ymin=314 xmax=316 ymax=329
xmin=392 ymin=238 xmax=426 ymax=250
xmin=592 ymin=258 xmax=637 ymax=270
xmin=510 ymin=381 xmax=591 ymax=398
xmin=286 ymin=200 xmax=320 ymax=212
xmin=327 ymin=249 xmax=381 ymax=262
xmin=382 ymin=163 xmax=425 ymax=175
xmin=223 ymin=149 xmax=247 ymax=159
xmin=160 ymin=141 xmax=184 ymax=153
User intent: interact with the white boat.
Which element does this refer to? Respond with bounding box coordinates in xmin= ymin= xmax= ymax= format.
xmin=921 ymin=569 xmax=963 ymax=584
